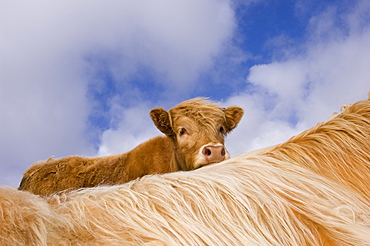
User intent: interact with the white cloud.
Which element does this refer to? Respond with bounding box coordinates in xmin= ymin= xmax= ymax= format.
xmin=97 ymin=102 xmax=159 ymax=156
xmin=80 ymin=0 xmax=236 ymax=91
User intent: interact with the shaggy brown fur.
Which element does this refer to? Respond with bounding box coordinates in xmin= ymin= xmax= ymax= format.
xmin=18 ymin=98 xmax=243 ymax=195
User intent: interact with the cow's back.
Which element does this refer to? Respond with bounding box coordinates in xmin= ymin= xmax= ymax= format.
xmin=19 ymin=156 xmax=99 ymax=195
xmin=19 ymin=136 xmax=177 ymax=195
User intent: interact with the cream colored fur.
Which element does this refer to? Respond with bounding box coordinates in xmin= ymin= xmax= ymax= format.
xmin=2 ymin=157 xmax=370 ymax=245
xmin=0 ymin=186 xmax=65 ymax=245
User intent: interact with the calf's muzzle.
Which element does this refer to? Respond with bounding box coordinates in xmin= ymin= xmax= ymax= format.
xmin=201 ymin=143 xmax=228 ymax=164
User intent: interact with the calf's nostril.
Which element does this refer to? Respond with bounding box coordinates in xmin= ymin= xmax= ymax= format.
xmin=221 ymin=147 xmax=226 ymax=156
xmin=203 ymin=148 xmax=212 ymax=156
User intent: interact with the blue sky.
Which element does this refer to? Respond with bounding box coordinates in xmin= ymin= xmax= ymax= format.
xmin=1 ymin=0 xmax=369 ymax=187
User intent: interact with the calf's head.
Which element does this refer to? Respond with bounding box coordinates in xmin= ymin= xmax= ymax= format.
xmin=150 ymin=98 xmax=244 ymax=170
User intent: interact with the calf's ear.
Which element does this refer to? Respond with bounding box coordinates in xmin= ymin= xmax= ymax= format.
xmin=150 ymin=108 xmax=174 ymax=136
xmin=224 ymin=106 xmax=244 ymax=132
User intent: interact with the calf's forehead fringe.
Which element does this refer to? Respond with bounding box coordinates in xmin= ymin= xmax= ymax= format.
xmin=169 ymin=97 xmax=226 ymax=124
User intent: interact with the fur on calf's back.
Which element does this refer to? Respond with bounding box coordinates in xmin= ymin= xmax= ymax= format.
xmin=19 ymin=136 xmax=176 ymax=196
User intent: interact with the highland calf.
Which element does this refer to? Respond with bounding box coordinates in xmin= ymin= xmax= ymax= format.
xmin=2 ymin=96 xmax=370 ymax=245
xmin=18 ymin=98 xmax=244 ymax=195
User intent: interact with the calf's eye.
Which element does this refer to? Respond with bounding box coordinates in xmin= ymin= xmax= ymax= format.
xmin=219 ymin=126 xmax=225 ymax=133
xmin=179 ymin=128 xmax=187 ymax=135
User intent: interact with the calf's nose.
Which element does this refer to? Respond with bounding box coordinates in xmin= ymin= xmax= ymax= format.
xmin=202 ymin=144 xmax=227 ymax=163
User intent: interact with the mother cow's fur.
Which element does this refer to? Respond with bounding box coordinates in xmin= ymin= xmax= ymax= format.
xmin=1 ymin=96 xmax=370 ymax=245
xmin=18 ymin=98 xmax=244 ymax=195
